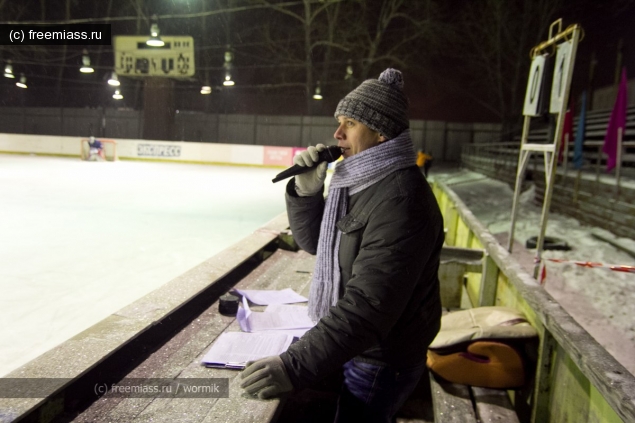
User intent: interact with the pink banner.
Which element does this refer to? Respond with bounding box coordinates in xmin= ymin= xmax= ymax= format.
xmin=263 ymin=146 xmax=294 ymax=166
xmin=603 ymin=67 xmax=628 ymax=172
xmin=292 ymin=147 xmax=307 ymax=160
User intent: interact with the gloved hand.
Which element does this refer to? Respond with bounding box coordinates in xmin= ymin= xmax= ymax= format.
xmin=294 ymin=144 xmax=328 ymax=197
xmin=240 ymin=355 xmax=294 ymax=399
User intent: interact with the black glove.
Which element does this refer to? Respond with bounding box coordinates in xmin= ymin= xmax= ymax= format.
xmin=240 ymin=356 xmax=294 ymax=399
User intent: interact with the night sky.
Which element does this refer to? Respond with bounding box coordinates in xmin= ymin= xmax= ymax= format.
xmin=0 ymin=0 xmax=633 ymax=123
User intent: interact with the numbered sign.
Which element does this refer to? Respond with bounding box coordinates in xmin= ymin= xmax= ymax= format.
xmin=549 ymin=40 xmax=573 ymax=113
xmin=523 ymin=55 xmax=547 ymax=116
xmin=114 ymin=36 xmax=195 ymax=78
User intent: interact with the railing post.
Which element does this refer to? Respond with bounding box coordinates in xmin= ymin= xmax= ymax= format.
xmin=616 ymin=127 xmax=622 ymax=196
xmin=596 ymin=144 xmax=601 ymax=186
xmin=445 ymin=204 xmax=459 ymax=246
xmin=478 ymin=254 xmax=499 ymax=306
xmin=562 ymin=133 xmax=569 ymax=181
xmin=531 ymin=331 xmax=557 ymax=423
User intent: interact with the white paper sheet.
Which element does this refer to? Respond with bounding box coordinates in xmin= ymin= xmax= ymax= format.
xmin=264 ymin=304 xmax=309 ymax=313
xmin=234 ymin=288 xmax=307 ymax=305
xmin=264 ymin=328 xmax=312 ymax=338
xmin=238 ymin=297 xmax=315 ymax=332
xmin=201 ymin=331 xmax=294 ymax=369
xmin=262 ymin=305 xmax=313 ymax=337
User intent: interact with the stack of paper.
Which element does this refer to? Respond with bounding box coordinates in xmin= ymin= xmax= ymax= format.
xmin=201 ymin=332 xmax=294 ymax=369
xmin=201 ymin=289 xmax=316 ymax=369
xmin=237 ymin=297 xmax=314 ymax=334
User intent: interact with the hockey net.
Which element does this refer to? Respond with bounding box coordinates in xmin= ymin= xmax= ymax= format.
xmin=80 ymin=138 xmax=117 ymax=161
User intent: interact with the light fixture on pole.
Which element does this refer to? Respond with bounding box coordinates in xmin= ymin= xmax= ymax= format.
xmin=112 ymin=89 xmax=123 ymax=100
xmin=222 ymin=49 xmax=234 ymax=86
xmin=146 ymin=17 xmax=165 ymax=47
xmin=313 ymin=81 xmax=323 ymax=100
xmin=80 ymin=49 xmax=94 ymax=73
xmin=223 ymin=73 xmax=234 ymax=86
xmin=200 ymin=85 xmax=212 ymax=94
xmin=107 ymin=71 xmax=120 ymax=86
xmin=16 ymin=74 xmax=27 ymax=88
xmin=345 ymin=59 xmax=353 ymax=80
xmin=4 ymin=61 xmax=15 ymax=78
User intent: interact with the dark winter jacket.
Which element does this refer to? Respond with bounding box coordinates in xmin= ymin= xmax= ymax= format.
xmin=280 ymin=165 xmax=444 ymax=390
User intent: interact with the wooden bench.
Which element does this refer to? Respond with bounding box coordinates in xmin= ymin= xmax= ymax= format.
xmin=429 ymin=372 xmax=520 ymax=423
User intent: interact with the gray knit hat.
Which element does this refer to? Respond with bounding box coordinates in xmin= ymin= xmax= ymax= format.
xmin=334 ymin=68 xmax=409 ymax=139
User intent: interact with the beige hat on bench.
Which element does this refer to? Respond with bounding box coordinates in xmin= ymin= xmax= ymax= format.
xmin=427 ymin=306 xmax=538 ymax=388
xmin=429 ymin=306 xmax=538 ymax=350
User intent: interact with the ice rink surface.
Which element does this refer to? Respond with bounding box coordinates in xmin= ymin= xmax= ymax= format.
xmin=0 ymin=154 xmax=288 ymax=377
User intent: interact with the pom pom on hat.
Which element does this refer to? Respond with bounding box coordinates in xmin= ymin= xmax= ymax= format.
xmin=379 ymin=68 xmax=404 ymax=91
xmin=334 ymin=68 xmax=409 ymax=139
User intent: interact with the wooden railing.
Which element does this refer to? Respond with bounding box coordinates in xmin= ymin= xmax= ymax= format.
xmin=433 ymin=180 xmax=635 ymax=423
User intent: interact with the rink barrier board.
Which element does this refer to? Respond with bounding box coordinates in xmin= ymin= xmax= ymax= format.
xmin=0 ymin=149 xmax=290 ymax=169
xmin=0 ymin=133 xmax=297 ymax=167
xmin=0 ymin=213 xmax=291 ymax=423
xmin=117 ymin=156 xmax=288 ymax=168
xmin=433 ymin=180 xmax=633 ymax=423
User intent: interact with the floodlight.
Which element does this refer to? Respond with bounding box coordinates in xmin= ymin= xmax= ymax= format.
xmin=16 ymin=74 xmax=27 ymax=88
xmin=108 ymin=72 xmax=120 ymax=86
xmin=80 ymin=49 xmax=94 ymax=73
xmin=313 ymin=83 xmax=323 ymax=100
xmin=146 ymin=23 xmax=165 ymax=47
xmin=223 ymin=74 xmax=235 ymax=86
xmin=4 ymin=63 xmax=15 ymax=78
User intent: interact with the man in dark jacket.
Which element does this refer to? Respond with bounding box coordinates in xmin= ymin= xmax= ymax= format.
xmin=241 ymin=68 xmax=444 ymax=422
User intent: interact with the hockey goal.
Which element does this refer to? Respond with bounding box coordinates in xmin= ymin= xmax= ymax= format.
xmin=80 ymin=138 xmax=117 ymax=161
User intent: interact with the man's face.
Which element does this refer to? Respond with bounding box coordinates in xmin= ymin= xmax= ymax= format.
xmin=334 ymin=116 xmax=386 ymax=158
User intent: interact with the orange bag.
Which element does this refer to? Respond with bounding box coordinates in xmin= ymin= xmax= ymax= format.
xmin=426 ymin=307 xmax=537 ymax=388
xmin=427 ymin=341 xmax=526 ymax=388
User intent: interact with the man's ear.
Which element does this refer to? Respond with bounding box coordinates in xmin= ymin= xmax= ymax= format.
xmin=378 ymin=134 xmax=387 ymax=143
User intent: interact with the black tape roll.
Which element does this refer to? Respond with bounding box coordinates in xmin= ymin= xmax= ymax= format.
xmin=219 ymin=293 xmax=240 ymax=316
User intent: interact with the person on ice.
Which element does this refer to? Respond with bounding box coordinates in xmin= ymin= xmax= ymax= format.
xmin=241 ymin=68 xmax=444 ymax=423
xmin=87 ymin=136 xmax=105 ymax=161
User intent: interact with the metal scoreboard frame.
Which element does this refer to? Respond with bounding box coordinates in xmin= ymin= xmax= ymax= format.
xmin=508 ymin=19 xmax=582 ymax=279
xmin=113 ymin=35 xmax=195 ymax=78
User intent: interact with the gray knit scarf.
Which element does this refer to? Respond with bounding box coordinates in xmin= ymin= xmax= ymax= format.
xmin=308 ymin=130 xmax=417 ymax=322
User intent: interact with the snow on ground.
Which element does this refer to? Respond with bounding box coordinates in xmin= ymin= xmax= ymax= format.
xmin=431 ymin=168 xmax=635 ymax=376
xmin=0 ymin=154 xmax=288 ymax=377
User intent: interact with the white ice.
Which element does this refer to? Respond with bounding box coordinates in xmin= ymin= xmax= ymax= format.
xmin=432 ymin=169 xmax=635 ymax=375
xmin=0 ymin=154 xmax=288 ymax=377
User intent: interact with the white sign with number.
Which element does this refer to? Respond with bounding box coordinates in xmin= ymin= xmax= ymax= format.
xmin=523 ymin=54 xmax=547 ymax=117
xmin=114 ymin=36 xmax=195 ymax=78
xmin=549 ymin=40 xmax=573 ymax=114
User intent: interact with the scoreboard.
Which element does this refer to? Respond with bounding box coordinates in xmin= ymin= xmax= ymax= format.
xmin=113 ymin=36 xmax=195 ymax=78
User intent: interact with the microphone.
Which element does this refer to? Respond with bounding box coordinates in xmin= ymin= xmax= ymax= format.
xmin=272 ymin=145 xmax=343 ymax=183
